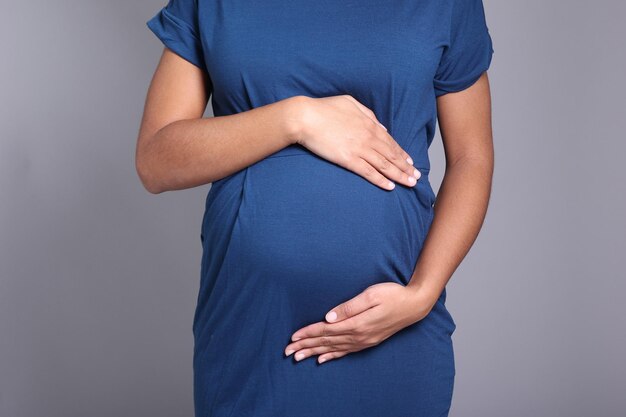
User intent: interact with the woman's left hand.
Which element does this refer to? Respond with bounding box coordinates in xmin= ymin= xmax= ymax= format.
xmin=284 ymin=282 xmax=439 ymax=364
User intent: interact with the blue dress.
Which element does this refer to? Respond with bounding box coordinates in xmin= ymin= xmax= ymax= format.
xmin=147 ymin=1 xmax=494 ymax=416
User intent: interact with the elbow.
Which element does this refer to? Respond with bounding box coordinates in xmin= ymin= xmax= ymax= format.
xmin=137 ymin=164 xmax=163 ymax=195
xmin=136 ymin=152 xmax=165 ymax=195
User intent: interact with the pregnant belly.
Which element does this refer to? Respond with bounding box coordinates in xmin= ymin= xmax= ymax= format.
xmin=193 ymin=146 xmax=452 ymax=414
xmin=201 ymin=145 xmax=435 ymax=317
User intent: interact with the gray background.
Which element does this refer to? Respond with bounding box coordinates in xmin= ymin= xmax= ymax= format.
xmin=1 ymin=0 xmax=624 ymax=416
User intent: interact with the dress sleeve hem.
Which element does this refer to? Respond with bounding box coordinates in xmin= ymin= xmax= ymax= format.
xmin=146 ymin=7 xmax=207 ymax=72
xmin=434 ymin=33 xmax=494 ymax=97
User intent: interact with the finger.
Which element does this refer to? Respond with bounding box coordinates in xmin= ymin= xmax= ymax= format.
xmin=361 ymin=148 xmax=418 ymax=188
xmin=290 ymin=315 xmax=362 ymax=342
xmin=325 ymin=289 xmax=380 ymax=323
xmin=285 ymin=334 xmax=354 ymax=357
xmin=370 ymin=134 xmax=421 ymax=182
xmin=318 ymin=350 xmax=351 ymax=364
xmin=344 ymin=157 xmax=396 ymax=191
xmin=342 ymin=95 xmax=378 ymax=121
xmin=292 ymin=344 xmax=354 ymax=362
xmin=341 ymin=96 xmax=414 ymax=167
xmin=367 ymin=124 xmax=416 ymax=169
xmin=342 ymin=95 xmax=387 ymax=131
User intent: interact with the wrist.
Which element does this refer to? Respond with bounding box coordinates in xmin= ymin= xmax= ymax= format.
xmin=281 ymin=95 xmax=311 ymax=146
xmin=405 ymin=281 xmax=443 ymax=318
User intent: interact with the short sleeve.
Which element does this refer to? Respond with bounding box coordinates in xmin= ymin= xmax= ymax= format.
xmin=433 ymin=0 xmax=494 ymax=97
xmin=146 ymin=0 xmax=207 ymax=72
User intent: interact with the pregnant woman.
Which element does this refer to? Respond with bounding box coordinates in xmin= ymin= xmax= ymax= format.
xmin=136 ymin=0 xmax=494 ymax=415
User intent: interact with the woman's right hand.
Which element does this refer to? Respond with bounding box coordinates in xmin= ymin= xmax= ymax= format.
xmin=290 ymin=95 xmax=420 ymax=190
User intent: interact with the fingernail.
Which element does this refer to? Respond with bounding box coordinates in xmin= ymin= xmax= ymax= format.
xmin=319 ymin=357 xmax=327 ymax=364
xmin=378 ymin=122 xmax=387 ymax=131
xmin=408 ymin=176 xmax=416 ymax=185
xmin=326 ymin=311 xmax=337 ymax=322
xmin=413 ymin=169 xmax=421 ymax=179
xmin=388 ymin=181 xmax=395 ymax=189
xmin=292 ymin=335 xmax=301 ymax=341
xmin=407 ymin=156 xmax=413 ymax=165
xmin=285 ymin=349 xmax=295 ymax=356
xmin=295 ymin=353 xmax=305 ymax=361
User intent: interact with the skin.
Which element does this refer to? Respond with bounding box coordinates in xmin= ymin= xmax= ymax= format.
xmin=136 ymin=47 xmax=493 ymax=365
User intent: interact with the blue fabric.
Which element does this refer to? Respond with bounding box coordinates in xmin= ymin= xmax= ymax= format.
xmin=147 ymin=1 xmax=494 ymax=416
xmin=147 ymin=0 xmax=207 ymax=72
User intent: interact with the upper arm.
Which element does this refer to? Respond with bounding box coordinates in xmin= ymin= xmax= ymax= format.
xmin=137 ymin=47 xmax=210 ymax=151
xmin=137 ymin=0 xmax=212 ymax=154
xmin=436 ymin=72 xmax=493 ymax=165
xmin=432 ymin=0 xmax=494 ymax=164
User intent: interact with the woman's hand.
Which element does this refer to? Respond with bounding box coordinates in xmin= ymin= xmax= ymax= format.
xmin=291 ymin=95 xmax=421 ymax=191
xmin=284 ymin=282 xmax=438 ymax=364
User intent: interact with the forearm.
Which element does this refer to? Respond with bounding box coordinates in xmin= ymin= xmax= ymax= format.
xmin=137 ymin=95 xmax=304 ymax=193
xmin=406 ymin=155 xmax=493 ymax=310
